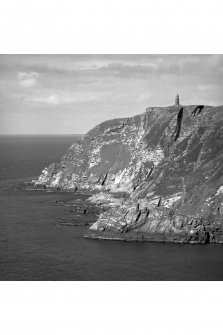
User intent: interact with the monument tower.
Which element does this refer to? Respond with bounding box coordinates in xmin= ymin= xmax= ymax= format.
xmin=175 ymin=94 xmax=180 ymax=105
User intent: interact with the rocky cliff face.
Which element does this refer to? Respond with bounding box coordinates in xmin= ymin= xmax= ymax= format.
xmin=36 ymin=104 xmax=223 ymax=243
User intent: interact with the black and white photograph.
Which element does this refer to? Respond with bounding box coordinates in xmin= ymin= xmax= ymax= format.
xmin=1 ymin=54 xmax=223 ymax=281
xmin=0 ymin=1 xmax=223 ymax=334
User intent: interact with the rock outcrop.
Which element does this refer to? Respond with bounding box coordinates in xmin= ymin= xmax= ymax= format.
xmin=35 ymin=104 xmax=223 ymax=243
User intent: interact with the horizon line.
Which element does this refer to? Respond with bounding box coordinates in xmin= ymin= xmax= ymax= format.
xmin=0 ymin=133 xmax=84 ymax=136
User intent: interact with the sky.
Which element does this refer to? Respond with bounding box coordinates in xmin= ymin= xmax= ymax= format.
xmin=0 ymin=54 xmax=222 ymax=134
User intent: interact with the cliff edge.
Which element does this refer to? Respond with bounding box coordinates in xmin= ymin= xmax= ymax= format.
xmin=36 ymin=104 xmax=223 ymax=243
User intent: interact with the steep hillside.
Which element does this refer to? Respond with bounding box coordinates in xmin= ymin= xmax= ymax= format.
xmin=36 ymin=104 xmax=223 ymax=243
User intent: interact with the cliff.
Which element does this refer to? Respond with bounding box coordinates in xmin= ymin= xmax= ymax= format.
xmin=36 ymin=104 xmax=223 ymax=243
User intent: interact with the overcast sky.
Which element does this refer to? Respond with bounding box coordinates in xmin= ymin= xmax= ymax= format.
xmin=0 ymin=54 xmax=222 ymax=134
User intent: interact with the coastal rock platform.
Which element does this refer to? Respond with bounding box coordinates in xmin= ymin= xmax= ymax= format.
xmin=35 ymin=104 xmax=223 ymax=243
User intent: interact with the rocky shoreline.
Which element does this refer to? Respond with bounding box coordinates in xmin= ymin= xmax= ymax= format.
xmin=83 ymin=234 xmax=211 ymax=244
xmin=7 ymin=179 xmax=102 ymax=229
xmin=34 ymin=104 xmax=223 ymax=244
xmin=84 ymin=224 xmax=223 ymax=244
xmin=84 ymin=192 xmax=223 ymax=244
xmin=26 ymin=183 xmax=223 ymax=244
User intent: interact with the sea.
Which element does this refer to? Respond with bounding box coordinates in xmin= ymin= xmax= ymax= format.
xmin=0 ymin=135 xmax=223 ymax=280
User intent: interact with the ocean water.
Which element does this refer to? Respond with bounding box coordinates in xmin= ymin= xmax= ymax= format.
xmin=0 ymin=135 xmax=81 ymax=180
xmin=0 ymin=135 xmax=223 ymax=281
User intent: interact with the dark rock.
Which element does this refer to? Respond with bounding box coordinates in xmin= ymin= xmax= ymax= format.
xmin=36 ymin=104 xmax=223 ymax=243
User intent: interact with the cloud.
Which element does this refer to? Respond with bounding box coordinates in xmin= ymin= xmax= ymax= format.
xmin=35 ymin=94 xmax=60 ymax=105
xmin=17 ymin=71 xmax=39 ymax=88
xmin=1 ymin=55 xmax=223 ymax=135
xmin=27 ymin=92 xmax=111 ymax=106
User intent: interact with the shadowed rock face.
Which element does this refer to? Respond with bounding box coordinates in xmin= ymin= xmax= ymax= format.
xmin=36 ymin=105 xmax=223 ymax=243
